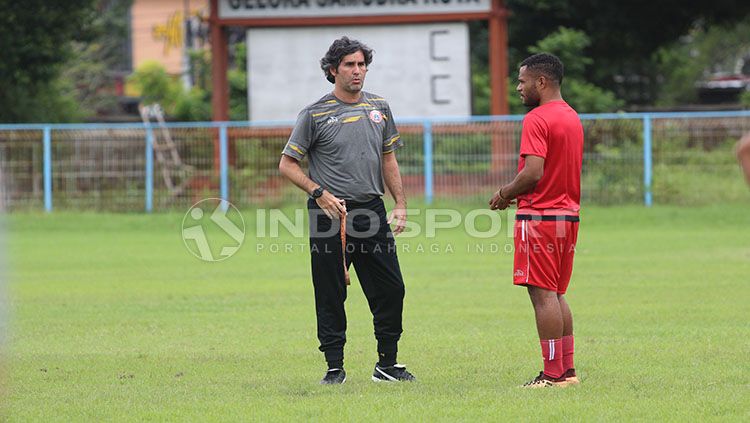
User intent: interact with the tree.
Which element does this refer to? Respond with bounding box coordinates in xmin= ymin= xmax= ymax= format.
xmin=525 ymin=27 xmax=623 ymax=113
xmin=742 ymin=91 xmax=750 ymax=109
xmin=472 ymin=27 xmax=622 ymax=114
xmin=227 ymin=42 xmax=248 ymax=121
xmin=62 ymin=0 xmax=134 ymax=117
xmin=654 ymin=16 xmax=750 ymax=106
xmin=128 ymin=41 xmax=248 ymax=122
xmin=504 ymin=0 xmax=750 ymax=105
xmin=0 ymin=0 xmax=97 ymax=122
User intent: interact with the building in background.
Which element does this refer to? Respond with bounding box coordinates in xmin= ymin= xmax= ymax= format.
xmin=131 ymin=0 xmax=208 ymax=79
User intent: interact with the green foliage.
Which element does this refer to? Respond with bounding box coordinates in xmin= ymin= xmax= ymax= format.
xmin=582 ymin=141 xmax=643 ymax=205
xmin=579 ymin=121 xmax=747 ymax=206
xmin=228 ymin=42 xmax=249 ymax=121
xmin=471 ymin=72 xmax=491 ymax=115
xmin=63 ymin=44 xmax=118 ymax=116
xmin=128 ymin=60 xmax=211 ymax=121
xmin=507 ymin=78 xmax=525 ymax=115
xmin=173 ymin=88 xmax=212 ymax=122
xmin=742 ymin=90 xmax=750 ymax=108
xmin=0 ymin=0 xmax=133 ymax=121
xmin=181 ymin=43 xmax=248 ymax=121
xmin=2 ymin=78 xmax=86 ymax=123
xmin=61 ymin=0 xmax=134 ymax=117
xmin=522 ymin=27 xmax=624 ymax=113
xmin=130 ymin=42 xmax=248 ymax=121
xmin=564 ymin=80 xmax=624 ymax=113
xmin=506 ymin=0 xmax=750 ymax=105
xmin=179 ymin=49 xmax=215 ymax=121
xmin=233 ymin=139 xmax=279 ymax=190
xmin=187 ymin=49 xmax=212 ymax=93
xmin=0 ymin=0 xmax=97 ymax=122
xmin=654 ymin=16 xmax=750 ymax=106
xmin=434 ymin=135 xmax=491 ymax=174
xmin=652 ymin=137 xmax=747 ymax=205
xmin=474 ymin=28 xmax=623 ymax=115
xmin=228 ymin=70 xmax=249 ymax=121
xmin=527 ymin=27 xmax=591 ymax=78
xmin=128 ymin=61 xmax=181 ymax=108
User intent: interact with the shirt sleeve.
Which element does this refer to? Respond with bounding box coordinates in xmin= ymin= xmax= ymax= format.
xmin=282 ymin=109 xmax=314 ymax=160
xmin=381 ymin=105 xmax=403 ymax=153
xmin=520 ymin=112 xmax=548 ymax=158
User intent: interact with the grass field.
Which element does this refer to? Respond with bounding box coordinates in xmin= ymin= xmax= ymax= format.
xmin=2 ymin=203 xmax=750 ymax=421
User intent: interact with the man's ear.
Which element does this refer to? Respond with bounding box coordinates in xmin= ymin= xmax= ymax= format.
xmin=536 ymin=75 xmax=547 ymax=90
xmin=329 ymin=66 xmax=337 ymax=78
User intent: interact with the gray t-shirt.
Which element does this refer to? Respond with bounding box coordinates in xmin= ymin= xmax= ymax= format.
xmin=282 ymin=92 xmax=403 ymax=202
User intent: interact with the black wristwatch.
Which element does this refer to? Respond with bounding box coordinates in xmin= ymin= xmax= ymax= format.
xmin=311 ymin=186 xmax=324 ymax=199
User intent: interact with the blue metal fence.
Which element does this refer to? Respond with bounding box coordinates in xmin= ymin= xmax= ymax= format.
xmin=643 ymin=115 xmax=653 ymax=207
xmin=145 ymin=126 xmax=154 ymax=213
xmin=0 ymin=110 xmax=748 ymax=212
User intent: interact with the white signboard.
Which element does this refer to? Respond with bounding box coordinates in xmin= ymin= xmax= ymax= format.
xmin=221 ymin=0 xmax=491 ymax=18
xmin=247 ymin=23 xmax=471 ymax=121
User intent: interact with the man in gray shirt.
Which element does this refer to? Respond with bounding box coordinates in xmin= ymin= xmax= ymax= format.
xmin=279 ymin=37 xmax=415 ymax=384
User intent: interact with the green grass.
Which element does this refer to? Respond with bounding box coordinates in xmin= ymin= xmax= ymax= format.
xmin=3 ymin=203 xmax=750 ymax=421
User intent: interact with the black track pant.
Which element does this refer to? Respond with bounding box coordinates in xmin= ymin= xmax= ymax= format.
xmin=307 ymin=197 xmax=405 ymax=365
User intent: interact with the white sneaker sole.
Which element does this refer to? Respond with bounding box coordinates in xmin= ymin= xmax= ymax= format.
xmin=372 ymin=366 xmax=401 ymax=382
xmin=320 ymin=375 xmax=346 ymax=385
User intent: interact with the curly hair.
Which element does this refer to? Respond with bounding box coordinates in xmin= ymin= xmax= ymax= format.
xmin=520 ymin=53 xmax=565 ymax=85
xmin=320 ymin=37 xmax=373 ymax=84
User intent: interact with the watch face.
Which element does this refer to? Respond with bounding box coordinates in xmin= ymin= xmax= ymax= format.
xmin=313 ymin=188 xmax=323 ymax=198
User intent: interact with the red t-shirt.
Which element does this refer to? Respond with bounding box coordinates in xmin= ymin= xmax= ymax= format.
xmin=516 ymin=100 xmax=583 ymax=215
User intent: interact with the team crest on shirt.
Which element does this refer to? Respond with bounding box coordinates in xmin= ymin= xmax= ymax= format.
xmin=369 ymin=110 xmax=383 ymax=123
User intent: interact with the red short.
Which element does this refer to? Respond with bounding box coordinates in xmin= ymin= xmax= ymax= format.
xmin=513 ymin=217 xmax=579 ymax=294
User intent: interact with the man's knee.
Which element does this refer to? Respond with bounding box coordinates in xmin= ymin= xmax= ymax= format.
xmin=527 ymin=285 xmax=558 ymax=307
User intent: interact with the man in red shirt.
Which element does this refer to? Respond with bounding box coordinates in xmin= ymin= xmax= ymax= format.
xmin=490 ymin=53 xmax=584 ymax=388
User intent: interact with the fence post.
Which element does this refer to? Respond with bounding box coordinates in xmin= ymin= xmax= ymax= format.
xmin=145 ymin=127 xmax=154 ymax=213
xmin=43 ymin=126 xmax=52 ymax=213
xmin=219 ymin=124 xmax=229 ymax=210
xmin=643 ymin=115 xmax=653 ymax=207
xmin=423 ymin=120 xmax=433 ymax=205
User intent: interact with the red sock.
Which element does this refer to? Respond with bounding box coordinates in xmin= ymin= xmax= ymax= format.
xmin=562 ymin=335 xmax=575 ymax=371
xmin=540 ymin=338 xmax=564 ymax=378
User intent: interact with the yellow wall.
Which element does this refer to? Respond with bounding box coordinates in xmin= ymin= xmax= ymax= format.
xmin=131 ymin=0 xmax=208 ymax=74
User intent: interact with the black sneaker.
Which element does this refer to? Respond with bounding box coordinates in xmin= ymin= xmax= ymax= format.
xmin=320 ymin=368 xmax=346 ymax=385
xmin=372 ymin=364 xmax=416 ymax=382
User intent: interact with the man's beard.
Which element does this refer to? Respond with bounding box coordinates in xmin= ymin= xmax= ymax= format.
xmin=345 ymin=82 xmax=363 ymax=93
xmin=523 ymin=94 xmax=540 ymax=109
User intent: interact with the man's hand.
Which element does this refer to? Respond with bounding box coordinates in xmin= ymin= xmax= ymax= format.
xmin=387 ymin=203 xmax=407 ymax=235
xmin=489 ymin=187 xmax=515 ymax=210
xmin=490 ymin=155 xmax=543 ymax=210
xmin=315 ymin=190 xmax=346 ymax=219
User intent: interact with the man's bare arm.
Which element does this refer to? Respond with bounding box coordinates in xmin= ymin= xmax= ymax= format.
xmin=382 ymin=152 xmax=407 ymax=234
xmin=278 ymin=154 xmax=345 ymax=218
xmin=489 ymin=155 xmax=545 ymax=210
